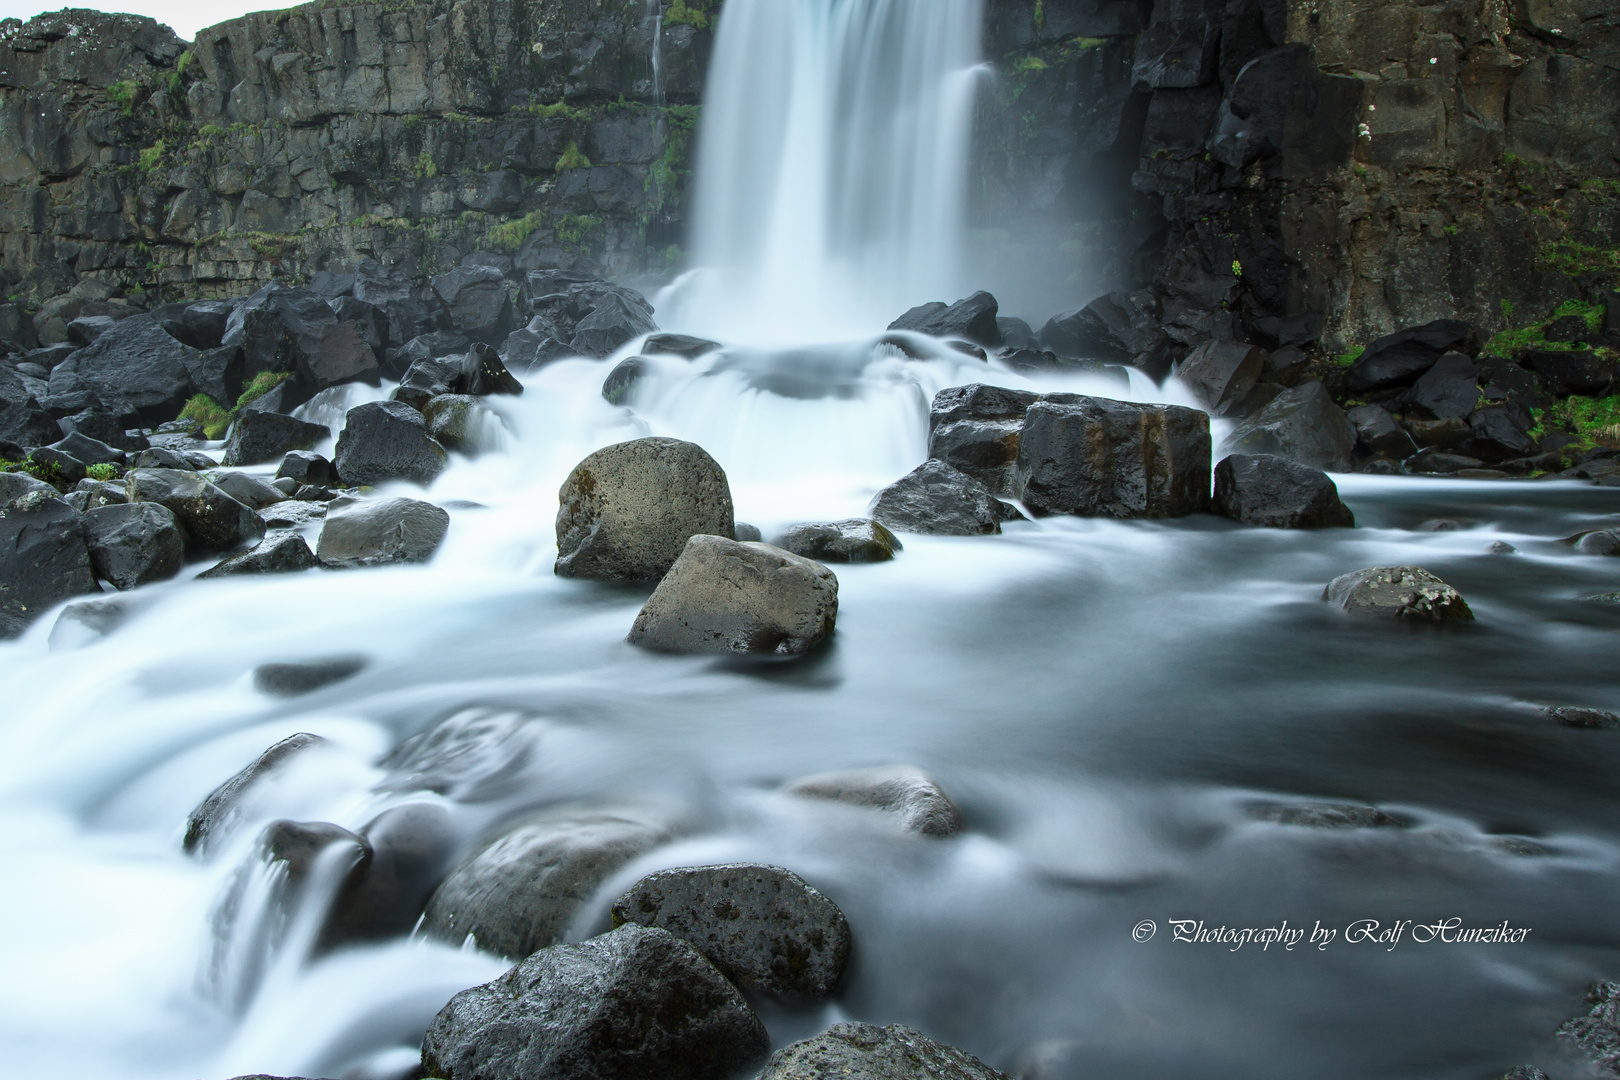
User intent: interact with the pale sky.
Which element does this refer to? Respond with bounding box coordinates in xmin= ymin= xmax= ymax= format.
xmin=1 ymin=0 xmax=276 ymax=40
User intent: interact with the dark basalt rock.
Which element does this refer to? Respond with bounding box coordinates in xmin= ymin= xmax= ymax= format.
xmin=1245 ymin=802 xmax=1404 ymax=829
xmin=501 ymin=317 xmax=576 ymax=370
xmin=1347 ymin=320 xmax=1481 ymax=393
xmin=1545 ymin=706 xmax=1620 ymax=730
xmin=48 ymin=431 xmax=123 ymax=468
xmin=1208 ymin=44 xmax=1364 ymax=175
xmin=183 ymin=346 xmax=246 ymax=410
xmin=1040 ymin=291 xmax=1163 ymax=362
xmin=1323 ymin=566 xmax=1474 ymax=621
xmin=210 ymin=472 xmax=284 ymax=511
xmin=772 ymin=518 xmax=902 ymax=563
xmin=888 ymin=291 xmax=1002 ymax=348
xmin=927 ymin=383 xmax=1041 ymax=497
xmin=601 ymin=356 xmax=650 ymax=405
xmin=28 ymin=445 xmax=87 ymax=486
xmin=224 ymin=282 xmax=380 ymax=393
xmin=1555 ymin=981 xmax=1620 ymax=1078
xmin=423 ymin=395 xmax=496 ymax=453
xmin=183 ymin=733 xmax=327 ymax=856
xmin=0 ymin=488 xmax=96 ymax=638
xmin=570 ymin=292 xmax=660 ymax=358
xmin=316 ymin=802 xmax=460 ymax=952
xmin=432 ymin=265 xmax=516 ymax=344
xmin=253 ymin=655 xmax=367 ymax=697
xmin=1347 ymin=404 xmax=1417 ymax=459
xmin=0 ymin=365 xmax=66 ymax=447
xmin=785 ymin=764 xmax=962 ymax=837
xmin=45 ymin=315 xmax=194 ymax=426
xmin=460 ymin=342 xmax=524 ymax=396
xmin=276 ymin=451 xmax=334 ymax=488
xmin=69 ymin=478 xmax=128 ymax=511
xmin=1213 ymin=454 xmax=1354 ymax=529
xmin=1223 ymin=381 xmax=1355 ymax=471
xmin=1407 ymin=353 xmax=1480 ymax=420
xmin=1524 ymin=348 xmax=1614 ymax=397
xmin=82 ymin=502 xmax=184 ymax=590
xmin=328 ymin=296 xmax=389 ymax=356
xmin=1466 ymin=404 xmax=1538 ymax=463
xmin=869 ymin=459 xmax=1008 ymax=536
xmin=124 ymin=468 xmax=264 ymax=552
xmin=317 ymin=497 xmax=449 ymax=567
xmin=394 ymin=355 xmax=462 ymax=410
xmin=333 ymin=400 xmax=448 ymax=487
xmin=643 ymin=333 xmax=721 ymax=359
xmin=198 ymin=534 xmax=321 ymax=578
xmin=758 ymin=1022 xmax=1013 ymax=1080
xmin=180 ymin=300 xmax=234 ymax=350
xmin=223 ymin=410 xmax=329 ymax=467
xmin=1018 ymin=395 xmax=1211 ymax=518
xmin=1177 ymin=338 xmax=1265 ymax=414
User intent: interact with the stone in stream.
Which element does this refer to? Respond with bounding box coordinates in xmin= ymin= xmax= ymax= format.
xmin=1555 ymin=981 xmax=1620 ymax=1078
xmin=423 ymin=394 xmax=496 ymax=453
xmin=212 ymin=471 xmax=287 ymax=510
xmin=643 ymin=332 xmax=721 ymax=359
xmin=1574 ymin=530 xmax=1620 ymax=556
xmin=432 ymin=265 xmax=516 ymax=344
xmin=460 ymin=341 xmax=525 ymax=396
xmin=1323 ymin=566 xmax=1474 ymax=621
xmin=259 ymin=818 xmax=370 ymax=896
xmin=125 ymin=468 xmax=264 ymax=552
xmin=1347 ymin=403 xmax=1417 ymax=459
xmin=1545 ymin=706 xmax=1620 ymax=730
xmin=1244 ymin=802 xmax=1405 ymax=829
xmin=394 ymin=354 xmax=464 ymax=410
xmin=772 ymin=518 xmax=902 ymax=563
xmin=333 ymin=400 xmax=448 ymax=486
xmin=376 ymin=708 xmax=538 ymax=802
xmin=887 ymin=291 xmax=1002 ymax=347
xmin=569 ymin=293 xmax=659 ymax=358
xmin=183 ymin=733 xmax=328 ymax=855
xmin=785 ymin=764 xmax=963 ymax=837
xmin=275 ymin=450 xmax=334 ymax=488
xmin=758 ymin=1022 xmax=1013 ymax=1080
xmin=1407 ymin=353 xmax=1480 ymax=420
xmin=554 ymin=437 xmax=735 ymax=582
xmin=611 ymin=863 xmax=852 ymax=998
xmin=601 ymin=355 xmax=650 ymax=405
xmin=1497 ymin=1069 xmax=1551 ymax=1080
xmin=1176 ymin=338 xmax=1265 ymax=415
xmin=628 ymin=536 xmax=839 ymax=656
xmin=926 ymin=384 xmax=1040 ymax=496
xmin=44 ymin=315 xmax=194 ymax=426
xmin=1221 ymin=381 xmax=1356 ymax=472
xmin=68 ymin=478 xmax=128 ymax=511
xmin=1017 ymin=395 xmax=1211 ymax=518
xmin=0 ymin=488 xmax=97 ymax=638
xmin=315 ymin=802 xmax=460 ymax=953
xmin=316 ymin=496 xmax=449 ymax=567
xmin=420 ymin=923 xmax=769 ymax=1080
xmin=421 ymin=803 xmax=674 ymax=959
xmin=81 ymin=503 xmax=185 ymax=590
xmin=253 ymin=656 xmax=368 ymax=697
xmin=223 ymin=410 xmax=329 ymax=467
xmin=1212 ymin=454 xmax=1354 ymax=529
xmin=197 ymin=534 xmax=321 ymax=578
xmin=869 ymin=459 xmax=1011 ymax=536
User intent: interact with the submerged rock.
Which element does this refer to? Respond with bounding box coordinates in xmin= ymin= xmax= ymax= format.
xmin=1212 ymin=454 xmax=1354 ymax=529
xmin=183 ymin=733 xmax=327 ymax=856
xmin=786 ymin=764 xmax=962 ymax=837
xmin=1245 ymin=802 xmax=1405 ymax=829
xmin=316 ymin=802 xmax=460 ymax=952
xmin=869 ymin=459 xmax=1008 ymax=536
xmin=81 ymin=502 xmax=185 ymax=589
xmin=758 ymin=1022 xmax=1013 ymax=1080
xmin=771 ymin=518 xmax=901 ymax=563
xmin=1018 ymin=395 xmax=1210 ymax=518
xmin=316 ymin=497 xmax=449 ymax=567
xmin=1555 ymin=981 xmax=1620 ymax=1078
xmin=253 ymin=656 xmax=367 ymax=697
xmin=1323 ymin=566 xmax=1474 ymax=621
xmin=611 ymin=863 xmax=852 ymax=999
xmin=1545 ymin=706 xmax=1620 ymax=730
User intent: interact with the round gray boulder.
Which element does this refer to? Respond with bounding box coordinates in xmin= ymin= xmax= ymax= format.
xmin=759 ymin=1022 xmax=1013 ymax=1080
xmin=316 ymin=497 xmax=449 ymax=567
xmin=333 ymin=400 xmax=447 ymax=487
xmin=1212 ymin=453 xmax=1354 ymax=529
xmin=869 ymin=459 xmax=1008 ymax=536
xmin=1323 ymin=566 xmax=1474 ymax=621
xmin=82 ymin=502 xmax=185 ymax=589
xmin=785 ymin=764 xmax=962 ymax=837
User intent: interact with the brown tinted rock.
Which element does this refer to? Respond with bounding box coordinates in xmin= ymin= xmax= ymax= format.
xmin=786 ymin=764 xmax=962 ymax=837
xmin=1017 ymin=395 xmax=1211 ymax=518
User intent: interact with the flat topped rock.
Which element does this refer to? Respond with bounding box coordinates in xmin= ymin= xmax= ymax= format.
xmin=1323 ymin=566 xmax=1474 ymax=621
xmin=184 ymin=733 xmax=326 ymax=856
xmin=786 ymin=764 xmax=962 ymax=837
xmin=1213 ymin=453 xmax=1354 ymax=529
xmin=759 ymin=1022 xmax=1014 ymax=1080
xmin=772 ymin=518 xmax=902 ymax=563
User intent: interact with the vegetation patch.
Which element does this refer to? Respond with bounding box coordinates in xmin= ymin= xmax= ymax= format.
xmin=235 ymin=371 xmax=292 ymax=413
xmin=487 ymin=210 xmax=546 ymax=252
xmin=1486 ymin=298 xmax=1604 ymax=356
xmin=665 ymin=0 xmax=710 ymax=29
xmin=106 ymin=80 xmax=138 ymax=116
xmin=555 ymin=141 xmax=591 ymax=171
xmin=179 ymin=394 xmax=232 ymax=439
xmin=85 ymin=462 xmax=121 ymax=482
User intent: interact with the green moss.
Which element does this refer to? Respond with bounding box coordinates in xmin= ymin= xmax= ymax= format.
xmin=1486 ymin=299 xmax=1603 ymax=356
xmin=107 ymin=80 xmax=138 ymax=116
xmin=179 ymin=394 xmax=232 ymax=439
xmin=413 ymin=149 xmax=439 ymax=179
xmin=555 ymin=213 xmax=602 ymax=245
xmin=665 ymin=0 xmax=710 ymax=29
xmin=555 ymin=140 xmax=591 ymax=171
xmin=1072 ymin=36 xmax=1107 ymax=49
xmin=1334 ymin=345 xmax=1364 ymax=367
xmin=137 ymin=140 xmax=167 ymax=173
xmin=487 ymin=210 xmax=546 ymax=252
xmin=85 ymin=462 xmax=121 ymax=482
xmin=1014 ymin=56 xmax=1049 ymax=72
xmin=1034 ymin=0 xmax=1045 ymax=28
xmin=1541 ymin=238 xmax=1620 ymax=278
xmin=234 ymin=371 xmax=292 ymax=412
xmin=514 ymin=102 xmax=590 ymax=121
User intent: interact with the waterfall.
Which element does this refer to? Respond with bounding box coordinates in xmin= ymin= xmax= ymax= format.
xmin=671 ymin=0 xmax=987 ymax=344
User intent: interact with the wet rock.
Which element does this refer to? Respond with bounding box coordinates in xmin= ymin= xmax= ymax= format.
xmin=422 ymin=803 xmax=673 ymax=959
xmin=275 ymin=450 xmax=334 ymax=488
xmin=70 ymin=478 xmax=128 ymax=510
xmin=869 ymin=459 xmax=1008 ymax=536
xmin=1018 ymin=396 xmax=1211 ymax=518
xmin=601 ymin=356 xmax=650 ymax=405
xmin=1346 ymin=320 xmax=1480 ymax=393
xmin=734 ymin=522 xmax=763 ymax=542
xmin=66 ymin=315 xmax=119 ymax=344
xmin=224 ymin=282 xmax=379 ymax=393
xmin=0 ymin=488 xmax=96 ymax=638
xmin=1407 ymin=353 xmax=1480 ymax=420
xmin=570 ymin=293 xmax=659 ymax=358
xmin=420 ymin=922 xmax=769 ymax=1080
xmin=1213 ymin=454 xmax=1354 ymax=529
xmin=926 ymin=384 xmax=1040 ymax=497
xmin=1498 ymin=1068 xmax=1551 ymax=1080
xmin=316 ymin=802 xmax=460 ymax=952
xmin=0 ymin=472 xmax=58 ymax=502
xmin=1323 ymin=566 xmax=1474 ymax=621
xmin=58 ymin=407 xmax=142 ymax=451
xmin=758 ymin=1022 xmax=1012 ymax=1080
xmin=212 ymin=471 xmax=287 ymax=511
xmin=500 ymin=317 xmax=575 ymax=370
xmin=260 ymin=819 xmax=369 ymax=895
xmin=333 ymin=400 xmax=448 ymax=487
xmin=460 ymin=342 xmax=524 ymax=396
xmin=28 ymin=445 xmax=87 ymax=486
xmin=888 ymin=291 xmax=1002 ymax=347
xmin=317 ymin=497 xmax=449 ymax=567
xmin=376 ymin=708 xmax=537 ymax=801
xmin=197 ymin=534 xmax=320 ymax=578
xmin=0 ymin=365 xmax=64 ymax=447
xmin=394 ymin=355 xmax=462 ymax=409
xmin=1039 ymin=291 xmax=1162 ymax=363
xmin=183 ymin=733 xmax=327 ymax=855
xmin=785 ymin=764 xmax=962 ymax=837
xmin=423 ymin=394 xmax=496 ymax=453
xmin=1245 ymin=802 xmax=1404 ymax=828
xmin=772 ymin=518 xmax=901 ymax=563
xmin=253 ymin=655 xmax=367 ymax=697
xmin=431 ymin=265 xmax=515 ymax=344
xmin=1575 ymin=530 xmax=1620 ymax=556
xmin=48 ymin=431 xmax=123 ymax=469
xmin=329 ymin=296 xmax=389 ymax=356
xmin=1176 ymin=338 xmax=1265 ymax=414
xmin=1525 ymin=348 xmax=1614 ymax=397
xmin=611 ymin=863 xmax=851 ymax=999
xmin=183 ymin=345 xmax=245 ymax=409
xmin=1347 ymin=404 xmax=1418 ymax=459
xmin=1223 ymin=381 xmax=1355 ymax=471
xmin=82 ymin=503 xmax=184 ymax=590
xmin=223 ymin=410 xmax=328 ymax=467
xmin=45 ymin=315 xmax=194 ymax=425
xmin=125 ymin=469 xmax=264 ymax=552
xmin=1555 ymin=981 xmax=1620 ymax=1077
xmin=133 ymin=445 xmax=214 ymax=470
xmin=1545 ymin=706 xmax=1620 ymax=730
xmin=628 ymin=536 xmax=839 ymax=656
xmin=1488 ymin=541 xmax=1516 ymax=554
xmin=643 ymin=333 xmax=720 ymax=359
xmin=181 ymin=300 xmax=234 ymax=349
xmin=1407 ymin=449 xmax=1485 ymax=475
xmin=555 ymin=437 xmax=735 ymax=582
xmin=1466 ymin=404 xmax=1538 ymax=462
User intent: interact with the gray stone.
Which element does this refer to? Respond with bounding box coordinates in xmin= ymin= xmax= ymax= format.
xmin=611 ymin=863 xmax=851 ymax=998
xmin=1347 ymin=403 xmax=1417 ymax=459
xmin=253 ymin=656 xmax=367 ymax=697
xmin=1555 ymin=981 xmax=1620 ymax=1078
xmin=316 ymin=496 xmax=448 ymax=567
xmin=432 ymin=265 xmax=516 ymax=344
xmin=926 ymin=384 xmax=1038 ymax=497
xmin=316 ymin=802 xmax=459 ymax=952
xmin=1575 ymin=530 xmax=1620 ymax=556
xmin=1347 ymin=320 xmax=1480 ymax=393
xmin=27 ymin=445 xmax=86 ymax=486
xmin=223 ymin=410 xmax=329 ymax=467
xmin=772 ymin=518 xmax=902 ymax=563
xmin=1212 ymin=454 xmax=1355 ymax=528
xmin=183 ymin=345 xmax=245 ymax=408
xmin=1018 ymin=396 xmax=1211 ymax=518
xmin=275 ymin=450 xmax=334 ymax=488
xmin=758 ymin=1022 xmax=1012 ymax=1080
xmin=333 ymin=400 xmax=447 ymax=487
xmin=423 ymin=394 xmax=497 ymax=453
xmin=212 ymin=471 xmax=287 ymax=510
xmin=0 ymin=472 xmax=58 ymax=502
xmin=628 ymin=536 xmax=839 ymax=656
xmin=870 ymin=459 xmax=1009 ymax=536
xmin=0 ymin=364 xmax=63 ymax=447
xmin=461 ymin=342 xmax=524 ymax=396
xmin=643 ymin=333 xmax=720 ymax=359
xmin=1245 ymin=802 xmax=1404 ymax=829
xmin=1177 ymin=338 xmax=1265 ymax=414
xmin=1545 ymin=706 xmax=1620 ymax=730
xmin=71 ymin=477 xmax=127 ymax=509
xmin=125 ymin=469 xmax=264 ymax=552
xmin=48 ymin=431 xmax=123 ymax=467
xmin=785 ymin=764 xmax=962 ymax=837
xmin=0 ymin=488 xmax=96 ymax=638
xmin=1222 ymin=381 xmax=1356 ymax=471
xmin=421 ymin=923 xmax=769 ymax=1080
xmin=888 ymin=292 xmax=1002 ymax=347
xmin=82 ymin=502 xmax=184 ymax=589
xmin=1407 ymin=353 xmax=1480 ymax=420
xmin=569 ymin=293 xmax=659 ymax=358
xmin=197 ymin=533 xmax=320 ymax=578
xmin=44 ymin=315 xmax=194 ymax=426
xmin=1323 ymin=566 xmax=1474 ymax=621
xmin=183 ymin=733 xmax=327 ymax=855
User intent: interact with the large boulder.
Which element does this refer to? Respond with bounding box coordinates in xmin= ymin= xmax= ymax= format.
xmin=184 ymin=345 xmax=246 ymax=408
xmin=223 ymin=410 xmax=329 ymax=467
xmin=0 ymin=365 xmax=67 ymax=446
xmin=125 ymin=469 xmax=264 ymax=551
xmin=275 ymin=451 xmax=334 ymax=488
xmin=759 ymin=1023 xmax=1013 ymax=1080
xmin=182 ymin=732 xmax=327 ymax=856
xmin=224 ymin=282 xmax=380 ymax=393
xmin=611 ymin=863 xmax=852 ymax=998
xmin=785 ymin=764 xmax=962 ymax=837
xmin=423 ymin=394 xmax=498 ymax=453
xmin=316 ymin=497 xmax=449 ymax=567
xmin=643 ymin=333 xmax=721 ymax=359
xmin=420 ymin=923 xmax=770 ymax=1080
xmin=1017 ymin=395 xmax=1211 ymax=518
xmin=771 ymin=518 xmax=901 ymax=563
xmin=1407 ymin=353 xmax=1479 ymax=420
xmin=1221 ymin=381 xmax=1355 ymax=471
xmin=1175 ymin=338 xmax=1265 ymax=414
xmin=1525 ymin=348 xmax=1614 ymax=397
xmin=315 ymin=802 xmax=460 ymax=952
xmin=570 ymin=293 xmax=659 ymax=358
xmin=81 ymin=503 xmax=185 ymax=589
xmin=198 ymin=534 xmax=321 ymax=577
xmin=394 ymin=354 xmax=462 ymax=409
xmin=554 ymin=437 xmax=734 ymax=582
xmin=1347 ymin=403 xmax=1417 ymax=458
xmin=888 ymin=291 xmax=1001 ymax=347
xmin=421 ymin=803 xmax=672 ymax=959
xmin=522 ymin=270 xmax=658 ymax=359
xmin=1323 ymin=566 xmax=1474 ymax=621
xmin=212 ymin=471 xmax=287 ymax=511
xmin=1038 ymin=291 xmax=1162 ymax=363
xmin=1346 ymin=319 xmax=1480 ymax=392
xmin=869 ymin=459 xmax=1010 ymax=536
xmin=627 ymin=536 xmax=839 ymax=656
xmin=180 ymin=300 xmax=234 ymax=349
xmin=48 ymin=431 xmax=124 ymax=468
xmin=1212 ymin=454 xmax=1354 ymax=529
xmin=0 ymin=488 xmax=96 ymax=637
xmin=926 ymin=384 xmax=1040 ymax=497
xmin=45 ymin=315 xmax=194 ymax=425
xmin=501 ymin=316 xmax=576 ymax=370
xmin=460 ymin=342 xmax=524 ymax=396
xmin=333 ymin=401 xmax=448 ymax=487
xmin=431 ymin=265 xmax=516 ymax=344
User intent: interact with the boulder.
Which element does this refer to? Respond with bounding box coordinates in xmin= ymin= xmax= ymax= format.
xmin=1407 ymin=448 xmax=1483 ymax=474
xmin=643 ymin=333 xmax=721 ymax=359
xmin=212 ymin=471 xmax=286 ymax=510
xmin=1407 ymin=353 xmax=1480 ymax=420
xmin=328 ymin=295 xmax=390 ymax=355
xmin=1405 ymin=416 xmax=1471 ymax=450
xmin=0 ymin=488 xmax=96 ymax=638
xmin=1175 ymin=338 xmax=1265 ymax=414
xmin=1574 ymin=530 xmax=1620 ymax=556
xmin=0 ymin=365 xmax=66 ymax=446
xmin=1222 ymin=380 xmax=1355 ymax=471
xmin=500 ymin=317 xmax=575 ymax=370
xmin=48 ymin=431 xmax=124 ymax=467
xmin=1466 ymin=404 xmax=1538 ymax=462
xmin=69 ymin=478 xmax=128 ymax=510
xmin=275 ymin=450 xmax=334 ymax=488
xmin=1039 ymin=291 xmax=1162 ymax=362
xmin=1346 ymin=319 xmax=1480 ymax=393
xmin=1555 ymin=981 xmax=1620 ymax=1078
xmin=554 ymin=437 xmax=734 ymax=582
xmin=183 ymin=345 xmax=245 ymax=408
xmin=420 ymin=923 xmax=769 ymax=1080
xmin=611 ymin=863 xmax=851 ymax=998
xmin=223 ymin=409 xmax=328 ymax=468
xmin=180 ymin=300 xmax=234 ymax=349
xmin=132 ymin=446 xmax=212 ymax=470
xmin=0 ymin=472 xmax=58 ymax=502
xmin=1525 ymin=348 xmax=1614 ymax=396
xmin=627 ymin=536 xmax=839 ymax=656
xmin=197 ymin=534 xmax=320 ymax=578
xmin=394 ymin=355 xmax=462 ymax=409
xmin=1018 ymin=395 xmax=1211 ymax=518
xmin=758 ymin=1023 xmax=1012 ymax=1080
xmin=422 ymin=803 xmax=673 ymax=959
xmin=771 ymin=518 xmax=901 ymax=563
xmin=253 ymin=656 xmax=367 ymax=697
xmin=45 ymin=315 xmax=194 ymax=426
xmin=431 ymin=265 xmax=515 ymax=344
xmin=333 ymin=400 xmax=448 ymax=487
xmin=28 ymin=445 xmax=87 ymax=486
xmin=66 ymin=314 xmax=119 ymax=345
xmin=82 ymin=503 xmax=185 ymax=589
xmin=460 ymin=342 xmax=524 ymax=396
xmin=182 ymin=732 xmax=327 ymax=855
xmin=316 ymin=497 xmax=449 ymax=567
xmin=315 ymin=803 xmax=460 ymax=952
xmin=926 ymin=384 xmax=1040 ymax=497
xmin=224 ymin=282 xmax=380 ymax=392
xmin=1212 ymin=454 xmax=1355 ymax=529
xmin=125 ymin=469 xmax=264 ymax=551
xmin=1347 ymin=404 xmax=1416 ymax=459
xmin=57 ymin=406 xmax=137 ymax=450
xmin=888 ymin=292 xmax=1002 ymax=347
xmin=1545 ymin=706 xmax=1620 ymax=730
xmin=569 ymin=293 xmax=659 ymax=358
xmin=601 ymin=356 xmax=650 ymax=405
xmin=785 ymin=764 xmax=962 ymax=837
xmin=1323 ymin=566 xmax=1474 ymax=621
xmin=869 ymin=459 xmax=1009 ymax=536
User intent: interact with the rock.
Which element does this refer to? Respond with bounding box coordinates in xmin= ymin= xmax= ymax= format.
xmin=316 ymin=803 xmax=459 ymax=952
xmin=28 ymin=445 xmax=87 ymax=486
xmin=1347 ymin=320 xmax=1481 ymax=393
xmin=258 ymin=819 xmax=370 ymax=902
xmin=125 ymin=469 xmax=264 ymax=552
xmin=66 ymin=314 xmax=119 ymax=345
xmin=253 ymin=655 xmax=367 ymax=697
xmin=1498 ymin=1068 xmax=1551 ymax=1080
xmin=271 ymin=477 xmax=299 ymax=496
xmin=772 ymin=518 xmax=901 ymax=563
xmin=329 ymin=295 xmax=390 ymax=356
xmin=643 ymin=333 xmax=720 ymax=359
xmin=460 ymin=342 xmax=524 ymax=396
xmin=926 ymin=384 xmax=1040 ymax=497
xmin=1323 ymin=566 xmax=1474 ymax=621
xmin=887 ymin=291 xmax=1002 ymax=347
xmin=1213 ymin=454 xmax=1354 ymax=528
xmin=57 ymin=406 xmax=139 ymax=451
xmin=734 ymin=522 xmax=763 ymax=542
xmin=1245 ymin=802 xmax=1404 ymax=828
xmin=1466 ymin=404 xmax=1538 ymax=462
xmin=555 ymin=437 xmax=735 ymax=582
xmin=420 ymin=923 xmax=769 ymax=1080
xmin=1488 ymin=541 xmax=1516 ymax=554
xmin=81 ymin=503 xmax=184 ymax=589
xmin=1039 ymin=291 xmax=1162 ymax=362
xmin=132 ymin=446 xmax=209 ymax=470
xmin=422 ymin=804 xmax=673 ymax=959
xmin=316 ymin=496 xmax=449 ymax=567
xmin=431 ymin=265 xmax=515 ymax=344
xmin=0 ymin=472 xmax=58 ymax=502
xmin=500 ymin=317 xmax=576 ymax=370
xmin=1176 ymin=338 xmax=1265 ymax=414
xmin=212 ymin=471 xmax=286 ymax=510
xmin=1405 ymin=416 xmax=1471 ymax=450
xmin=1347 ymin=404 xmax=1417 ymax=458
xmin=1555 ymin=981 xmax=1620 ymax=1078
xmin=996 ymin=317 xmax=1039 ymax=351
xmin=48 ymin=431 xmax=124 ymax=468
xmin=182 ymin=732 xmax=327 ymax=855
xmin=601 ymin=356 xmax=650 ymax=405
xmin=1407 ymin=448 xmax=1485 ymax=474
xmin=71 ymin=478 xmax=128 ymax=509
xmin=182 ymin=345 xmax=245 ymax=409
xmin=1018 ymin=396 xmax=1211 ymax=518
xmin=628 ymin=536 xmax=839 ymax=656
xmin=1407 ymin=353 xmax=1480 ymax=420
xmin=223 ymin=410 xmax=328 ymax=467
xmin=423 ymin=394 xmax=496 ymax=453
xmin=611 ymin=863 xmax=851 ymax=998
xmin=180 ymin=300 xmax=234 ymax=349
xmin=45 ymin=316 xmax=194 ymax=426
xmin=1525 ymin=348 xmax=1614 ymax=397
xmin=786 ymin=764 xmax=961 ymax=836
xmin=569 ymin=293 xmax=659 ymax=358
xmin=1574 ymin=530 xmax=1620 ymax=556
xmin=1545 ymin=706 xmax=1620 ymax=730
xmin=758 ymin=1022 xmax=1012 ymax=1080
xmin=275 ymin=450 xmax=334 ymax=488
xmin=394 ymin=355 xmax=463 ymax=409
xmin=0 ymin=365 xmax=66 ymax=446
xmin=224 ymin=282 xmax=379 ymax=393
xmin=0 ymin=488 xmax=96 ymax=638
xmin=1223 ymin=381 xmax=1356 ymax=471
xmin=869 ymin=459 xmax=1009 ymax=536
xmin=333 ymin=401 xmax=448 ymax=487
xmin=197 ymin=533 xmax=320 ymax=577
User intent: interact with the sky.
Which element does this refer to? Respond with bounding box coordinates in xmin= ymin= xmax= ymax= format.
xmin=1 ymin=0 xmax=274 ymax=39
